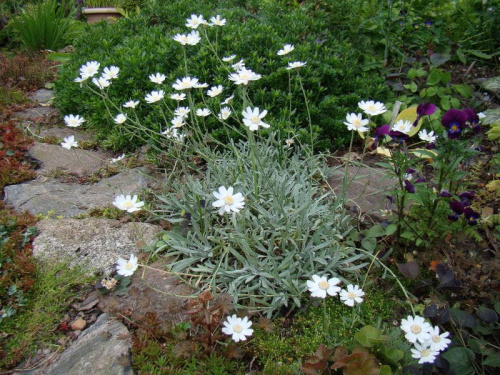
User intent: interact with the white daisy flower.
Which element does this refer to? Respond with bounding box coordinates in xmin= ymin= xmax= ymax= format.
xmin=172 ymin=76 xmax=199 ymax=91
xmin=171 ymin=116 xmax=185 ymax=128
xmin=173 ymin=30 xmax=201 ymax=46
xmin=102 ymin=66 xmax=120 ymax=80
xmin=426 ymin=326 xmax=451 ymax=352
xmin=478 ymin=112 xmax=486 ymax=119
xmin=231 ymin=59 xmax=245 ymax=71
xmin=242 ymin=107 xmax=270 ymax=131
xmin=74 ymin=76 xmax=86 ymax=83
xmin=185 ymin=14 xmax=207 ymax=29
xmin=400 ymin=315 xmax=432 ymax=344
xmin=339 ymin=284 xmax=365 ymax=307
xmin=278 ymin=44 xmax=295 ymax=56
xmin=207 ymin=85 xmax=223 ymax=97
xmin=145 ymin=90 xmax=165 ymax=104
xmin=114 ymin=113 xmax=127 ymax=124
xmin=194 ymin=82 xmax=209 ymax=89
xmin=80 ymin=61 xmax=100 ymax=79
xmin=92 ymin=77 xmax=110 ymax=89
xmin=286 ymin=61 xmax=306 ymax=70
xmin=212 ymin=186 xmax=245 ymax=215
xmin=222 ymin=55 xmax=236 ymax=62
xmin=218 ymin=106 xmax=231 ymax=120
xmin=61 ymin=135 xmax=78 ymax=150
xmin=170 ymin=93 xmax=186 ymax=101
xmin=411 ymin=342 xmax=439 ymax=364
xmin=285 ymin=138 xmax=294 ymax=147
xmin=162 ymin=127 xmax=186 ymax=142
xmin=111 ymin=154 xmax=125 ymax=163
xmin=116 ymin=254 xmax=138 ymax=277
xmin=149 ymin=73 xmax=166 ymax=84
xmin=196 ymin=108 xmax=211 ymax=117
xmin=123 ymin=100 xmax=139 ymax=109
xmin=306 ymin=275 xmax=341 ymax=299
xmin=344 ymin=113 xmax=369 ymax=132
xmin=112 ymin=194 xmax=144 ymax=213
xmin=228 ymin=68 xmax=262 ymax=86
xmin=209 ymin=15 xmax=226 ymax=26
xmin=174 ymin=107 xmax=190 ymax=118
xmin=222 ymin=94 xmax=234 ymax=105
xmin=222 ymin=315 xmax=253 ymax=342
xmin=64 ymin=114 xmax=85 ymax=128
xmin=358 ymin=100 xmax=387 ymax=116
xmin=418 ymin=129 xmax=437 ymax=143
xmin=392 ymin=119 xmax=412 ymax=134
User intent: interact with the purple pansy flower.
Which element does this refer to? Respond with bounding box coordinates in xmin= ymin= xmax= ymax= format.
xmin=448 ymin=199 xmax=464 ymax=221
xmin=439 ymin=189 xmax=452 ymax=198
xmin=371 ymin=124 xmax=390 ymax=150
xmin=413 ymin=103 xmax=437 ymax=126
xmin=464 ymin=208 xmax=480 ymax=226
xmin=463 ymin=108 xmax=481 ymax=134
xmin=425 ymin=20 xmax=433 ymax=27
xmin=459 ymin=191 xmax=475 ymax=206
xmin=389 ymin=130 xmax=410 ymax=142
xmin=404 ymin=180 xmax=416 ymax=193
xmin=442 ymin=109 xmax=467 ymax=139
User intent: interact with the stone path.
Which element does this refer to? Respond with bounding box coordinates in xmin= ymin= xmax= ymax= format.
xmin=5 ymin=89 xmax=191 ymax=375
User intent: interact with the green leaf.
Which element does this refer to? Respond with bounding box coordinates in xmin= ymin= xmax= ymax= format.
xmin=481 ymin=77 xmax=500 ymax=94
xmin=385 ymin=224 xmax=397 ymax=236
xmin=46 ymin=52 xmax=72 ymax=62
xmin=403 ymin=82 xmax=418 ymax=93
xmin=457 ymin=49 xmax=466 ymax=64
xmin=430 ymin=53 xmax=450 ymax=68
xmin=467 ymin=50 xmax=492 ymax=59
xmin=452 ymin=84 xmax=472 ymax=98
xmin=483 ymin=353 xmax=500 ymax=367
xmin=380 ymin=365 xmax=392 ymax=375
xmin=442 ymin=347 xmax=476 ymax=375
xmin=427 ymin=69 xmax=442 ymax=86
xmin=425 ymin=86 xmax=438 ymax=98
xmin=440 ymin=96 xmax=450 ymax=110
xmin=354 ymin=325 xmax=389 ymax=348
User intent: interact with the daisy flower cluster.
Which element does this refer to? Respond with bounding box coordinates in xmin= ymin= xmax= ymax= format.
xmin=343 ymin=100 xmax=387 ymax=133
xmin=400 ymin=315 xmax=451 ymax=364
xmin=306 ymin=275 xmax=365 ymax=307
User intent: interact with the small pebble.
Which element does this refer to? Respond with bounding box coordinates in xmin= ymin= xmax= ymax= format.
xmin=70 ymin=318 xmax=87 ymax=331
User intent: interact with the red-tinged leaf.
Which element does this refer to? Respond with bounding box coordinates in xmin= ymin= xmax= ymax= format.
xmin=397 ymin=261 xmax=421 ymax=279
xmin=314 ymin=344 xmax=334 ymax=361
xmin=302 ymin=360 xmax=328 ymax=375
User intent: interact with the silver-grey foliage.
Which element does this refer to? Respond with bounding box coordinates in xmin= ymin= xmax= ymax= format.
xmin=154 ymin=135 xmax=367 ymax=316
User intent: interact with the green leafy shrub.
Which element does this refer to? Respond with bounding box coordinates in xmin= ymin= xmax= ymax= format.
xmin=153 ymin=133 xmax=363 ymax=316
xmin=54 ymin=0 xmax=391 ymax=151
xmin=8 ymin=0 xmax=81 ymax=51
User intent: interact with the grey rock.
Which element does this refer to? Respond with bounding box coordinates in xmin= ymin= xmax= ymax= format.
xmin=29 ymin=89 xmax=54 ymax=104
xmin=32 ymin=218 xmax=161 ymax=275
xmin=4 ymin=168 xmax=149 ymax=217
xmin=328 ymin=166 xmax=396 ymax=219
xmin=99 ymin=260 xmax=194 ymax=327
xmin=28 ymin=126 xmax=95 ymax=143
xmin=44 ymin=313 xmax=135 ymax=375
xmin=14 ymin=107 xmax=57 ymax=120
xmin=29 ymin=142 xmax=107 ymax=177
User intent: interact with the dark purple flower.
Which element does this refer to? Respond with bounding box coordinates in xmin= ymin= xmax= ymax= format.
xmin=425 ymin=20 xmax=433 ymax=28
xmin=463 ymin=108 xmax=481 ymax=134
xmin=404 ymin=180 xmax=416 ymax=193
xmin=442 ymin=109 xmax=467 ymax=139
xmin=371 ymin=124 xmax=390 ymax=150
xmin=448 ymin=214 xmax=460 ymax=221
xmin=415 ymin=177 xmax=426 ymax=183
xmin=439 ymin=189 xmax=452 ymax=198
xmin=417 ymin=103 xmax=436 ymax=117
xmin=386 ymin=195 xmax=394 ymax=204
xmin=459 ymin=191 xmax=475 ymax=206
xmin=449 ymin=200 xmax=465 ymax=215
xmin=464 ymin=208 xmax=480 ymax=226
xmin=389 ymin=130 xmax=410 ymax=142
xmin=426 ymin=142 xmax=436 ymax=150
xmin=406 ymin=168 xmax=416 ymax=174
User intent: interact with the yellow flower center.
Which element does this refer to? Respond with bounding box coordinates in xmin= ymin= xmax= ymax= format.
xmin=368 ymin=105 xmax=376 ymax=112
xmin=123 ymin=201 xmax=134 ymax=208
xmin=239 ymin=72 xmax=251 ymax=80
xmin=318 ymin=280 xmax=329 ymax=290
xmin=432 ymin=335 xmax=441 ymax=343
xmin=223 ymin=195 xmax=234 ymax=205
xmin=251 ymin=115 xmax=260 ymax=124
xmin=233 ymin=324 xmax=243 ymax=333
xmin=421 ymin=349 xmax=430 ymax=357
xmin=451 ymin=125 xmax=458 ymax=131
xmin=411 ymin=324 xmax=422 ymax=334
xmin=347 ymin=291 xmax=357 ymax=299
xmin=124 ymin=262 xmax=133 ymax=270
xmin=181 ymin=82 xmax=190 ymax=88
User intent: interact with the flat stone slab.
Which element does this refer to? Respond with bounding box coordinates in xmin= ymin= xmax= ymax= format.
xmin=33 ymin=218 xmax=161 ymax=275
xmin=31 ymin=126 xmax=95 ymax=142
xmin=29 ymin=142 xmax=107 ymax=177
xmin=44 ymin=313 xmax=134 ymax=375
xmin=98 ymin=260 xmax=194 ymax=327
xmin=328 ymin=166 xmax=396 ymax=218
xmin=29 ymin=89 xmax=54 ymax=104
xmin=14 ymin=106 xmax=58 ymax=120
xmin=4 ymin=168 xmax=148 ymax=217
